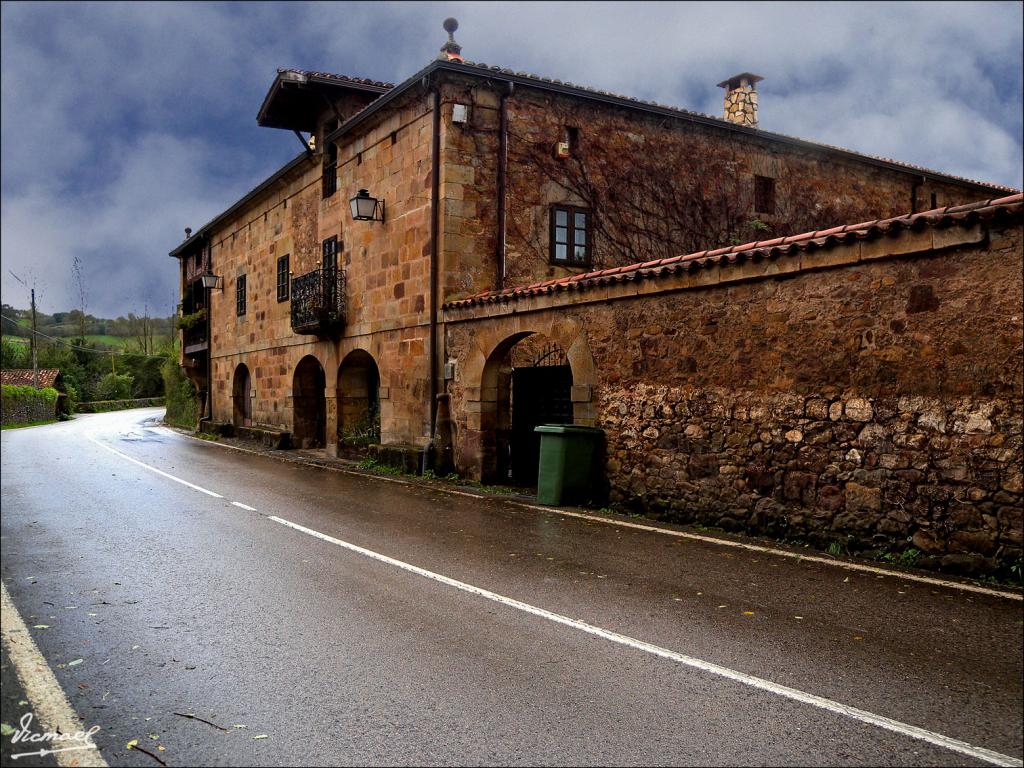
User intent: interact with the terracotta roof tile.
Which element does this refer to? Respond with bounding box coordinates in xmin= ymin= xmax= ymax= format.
xmin=453 ymin=61 xmax=1018 ymax=194
xmin=328 ymin=59 xmax=1018 ymax=197
xmin=444 ymin=194 xmax=1023 ymax=310
xmin=276 ymin=68 xmax=394 ymax=90
xmin=1 ymin=368 xmax=61 ymax=388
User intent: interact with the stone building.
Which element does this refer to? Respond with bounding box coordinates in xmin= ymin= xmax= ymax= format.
xmin=171 ymin=23 xmax=1022 ymax=572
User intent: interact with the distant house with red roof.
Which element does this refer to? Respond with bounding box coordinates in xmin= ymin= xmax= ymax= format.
xmin=1 ymin=368 xmax=63 ymax=390
xmin=1 ymin=368 xmax=69 ymax=420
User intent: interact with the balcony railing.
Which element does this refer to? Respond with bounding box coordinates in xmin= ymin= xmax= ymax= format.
xmin=183 ymin=325 xmax=208 ymax=355
xmin=291 ymin=266 xmax=346 ymax=336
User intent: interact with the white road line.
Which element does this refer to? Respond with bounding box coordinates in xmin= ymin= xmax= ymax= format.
xmin=84 ymin=424 xmax=1022 ymax=764
xmin=232 ymin=501 xmax=257 ymax=511
xmin=1 ymin=582 xmax=108 ymax=768
xmin=179 ymin=430 xmax=1023 ymax=602
xmin=269 ymin=514 xmax=1022 ymax=768
xmin=86 ymin=434 xmax=223 ymax=498
xmin=519 ymin=505 xmax=1024 ymax=602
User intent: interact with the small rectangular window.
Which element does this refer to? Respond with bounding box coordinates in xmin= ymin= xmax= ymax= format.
xmin=549 ymin=205 xmax=591 ymax=267
xmin=566 ymin=126 xmax=580 ymax=153
xmin=322 ymin=236 xmax=338 ymax=272
xmin=754 ymin=175 xmax=776 ymax=215
xmin=322 ymin=143 xmax=337 ymax=199
xmin=236 ymin=274 xmax=247 ymax=317
xmin=277 ymin=255 xmax=290 ymax=302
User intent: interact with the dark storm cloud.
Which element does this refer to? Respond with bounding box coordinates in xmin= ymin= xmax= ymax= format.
xmin=2 ymin=1 xmax=1021 ymax=315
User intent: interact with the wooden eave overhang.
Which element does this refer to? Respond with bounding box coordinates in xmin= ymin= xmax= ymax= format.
xmin=256 ymin=70 xmax=392 ymax=132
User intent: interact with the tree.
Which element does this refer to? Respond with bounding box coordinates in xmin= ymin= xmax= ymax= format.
xmin=127 ymin=306 xmax=156 ymax=355
xmin=96 ymin=372 xmax=134 ymax=400
xmin=1 ymin=336 xmax=30 ymax=368
xmin=72 ymin=256 xmax=88 ymax=341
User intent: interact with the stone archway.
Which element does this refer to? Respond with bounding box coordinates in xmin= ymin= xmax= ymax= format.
xmin=493 ymin=333 xmax=573 ymax=485
xmin=459 ymin=317 xmax=597 ymax=484
xmin=337 ymin=349 xmax=381 ymax=450
xmin=293 ymin=355 xmax=326 ymax=449
xmin=232 ymin=363 xmax=252 ymax=428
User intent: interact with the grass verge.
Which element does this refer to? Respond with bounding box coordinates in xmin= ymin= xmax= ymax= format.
xmin=1 ymin=419 xmax=57 ymax=430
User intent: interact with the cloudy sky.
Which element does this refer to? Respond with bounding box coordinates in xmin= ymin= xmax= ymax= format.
xmin=2 ymin=1 xmax=1021 ymax=317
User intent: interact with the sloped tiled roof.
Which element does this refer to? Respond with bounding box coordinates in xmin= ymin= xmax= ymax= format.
xmin=1 ymin=368 xmax=62 ymax=388
xmin=330 ymin=58 xmax=1019 ymax=195
xmin=275 ymin=68 xmax=394 ymax=90
xmin=452 ymin=60 xmax=1019 ymax=194
xmin=445 ymin=194 xmax=1024 ymax=309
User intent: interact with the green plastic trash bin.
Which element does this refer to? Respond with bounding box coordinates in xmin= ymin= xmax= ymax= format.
xmin=534 ymin=424 xmax=604 ymax=506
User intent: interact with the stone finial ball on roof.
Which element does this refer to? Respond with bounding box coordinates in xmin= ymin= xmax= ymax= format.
xmin=439 ymin=17 xmax=463 ymax=61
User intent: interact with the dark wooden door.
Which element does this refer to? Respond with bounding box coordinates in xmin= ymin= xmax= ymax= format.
xmin=233 ymin=366 xmax=252 ymax=428
xmin=509 ymin=364 xmax=573 ymax=486
xmin=242 ymin=377 xmax=252 ymax=427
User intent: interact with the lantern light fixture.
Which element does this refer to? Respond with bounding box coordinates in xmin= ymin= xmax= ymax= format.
xmin=350 ymin=188 xmax=385 ymax=222
xmin=199 ymin=271 xmax=223 ymax=291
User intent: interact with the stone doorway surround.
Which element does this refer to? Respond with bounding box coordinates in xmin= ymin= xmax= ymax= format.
xmin=293 ymin=354 xmax=327 ymax=449
xmin=452 ymin=315 xmax=597 ymax=482
xmin=337 ymin=348 xmax=382 ymax=456
xmin=232 ymin=362 xmax=253 ymax=428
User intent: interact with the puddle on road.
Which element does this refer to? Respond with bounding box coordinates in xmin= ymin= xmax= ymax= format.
xmin=118 ymin=418 xmax=169 ymax=443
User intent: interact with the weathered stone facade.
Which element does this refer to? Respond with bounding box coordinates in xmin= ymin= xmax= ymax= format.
xmin=600 ymin=386 xmax=1020 ymax=573
xmin=442 ymin=77 xmax=992 ymax=296
xmin=172 ymin=50 xmax=1020 ymax=572
xmin=0 ymin=386 xmax=58 ymax=426
xmin=190 ymin=88 xmax=438 ymax=450
xmin=444 ymin=204 xmax=1023 ymax=574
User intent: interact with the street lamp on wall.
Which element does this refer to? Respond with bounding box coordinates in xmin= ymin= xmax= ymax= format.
xmin=349 ymin=189 xmax=385 ymax=222
xmin=199 ymin=271 xmax=223 ymax=291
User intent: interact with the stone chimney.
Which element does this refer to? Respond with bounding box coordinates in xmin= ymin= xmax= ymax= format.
xmin=717 ymin=73 xmax=763 ymax=128
xmin=439 ymin=18 xmax=464 ymax=63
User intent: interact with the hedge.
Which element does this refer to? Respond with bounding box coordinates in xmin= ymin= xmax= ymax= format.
xmin=1 ymin=384 xmax=59 ymax=426
xmin=161 ymin=354 xmax=199 ymax=429
xmin=75 ymin=397 xmax=165 ymax=413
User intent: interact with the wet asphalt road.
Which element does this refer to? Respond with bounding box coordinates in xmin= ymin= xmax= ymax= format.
xmin=1 ymin=408 xmax=1021 ymax=767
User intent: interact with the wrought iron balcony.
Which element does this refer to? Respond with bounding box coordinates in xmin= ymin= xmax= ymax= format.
xmin=291 ymin=266 xmax=346 ymax=336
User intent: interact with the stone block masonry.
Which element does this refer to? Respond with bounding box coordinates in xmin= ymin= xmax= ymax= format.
xmin=1 ymin=385 xmax=58 ymax=426
xmin=444 ymin=203 xmax=1023 ymax=576
xmin=601 ymin=384 xmax=1021 ymax=574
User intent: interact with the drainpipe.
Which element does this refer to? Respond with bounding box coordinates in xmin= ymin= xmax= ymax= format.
xmin=495 ymin=81 xmax=513 ymax=291
xmin=206 ymin=282 xmax=213 ymax=423
xmin=428 ymin=83 xmax=441 ymax=445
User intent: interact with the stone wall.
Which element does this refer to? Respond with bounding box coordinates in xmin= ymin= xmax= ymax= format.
xmin=443 ymin=213 xmax=1023 ymax=575
xmin=200 ymin=89 xmax=437 ymax=447
xmin=1 ymin=385 xmax=58 ymax=426
xmin=178 ymin=64 xmax=1013 ymax=473
xmin=447 ymin=84 xmax=1002 ymax=295
xmin=600 ymin=384 xmax=1020 ymax=574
